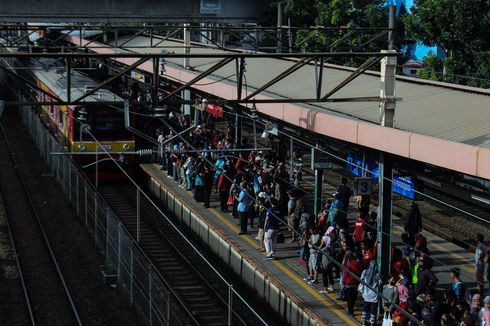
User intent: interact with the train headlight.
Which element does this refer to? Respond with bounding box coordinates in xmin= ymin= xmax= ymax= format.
xmin=79 ymin=144 xmax=85 ymax=151
xmin=123 ymin=143 xmax=130 ymax=151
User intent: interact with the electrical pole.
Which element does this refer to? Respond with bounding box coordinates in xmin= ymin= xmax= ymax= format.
xmin=276 ymin=2 xmax=282 ymax=53
xmin=184 ymin=23 xmax=191 ymax=69
xmin=377 ymin=5 xmax=397 ymax=281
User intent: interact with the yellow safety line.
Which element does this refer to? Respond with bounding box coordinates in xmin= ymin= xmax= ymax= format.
xmin=208 ymin=208 xmax=357 ymax=325
xmin=393 ymin=225 xmax=475 ymax=274
xmin=157 ymin=168 xmax=473 ymax=322
xmin=273 ymin=260 xmax=358 ymax=326
xmin=430 ymin=242 xmax=476 ymax=274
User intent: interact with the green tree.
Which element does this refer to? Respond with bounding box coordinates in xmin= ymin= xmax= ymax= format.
xmin=404 ymin=0 xmax=490 ymax=87
xmin=406 ymin=0 xmax=490 ymax=58
xmin=282 ymin=0 xmax=390 ymax=64
xmin=417 ymin=55 xmax=442 ymax=81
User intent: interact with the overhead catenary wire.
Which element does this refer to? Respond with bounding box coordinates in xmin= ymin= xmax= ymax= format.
xmin=132 ymin=81 xmax=423 ymax=323
xmin=15 ymin=31 xmax=474 ymax=324
xmin=68 ymin=112 xmax=267 ymax=325
xmin=49 ymin=66 xmax=470 ymax=325
xmin=61 ymin=77 xmax=423 ymax=323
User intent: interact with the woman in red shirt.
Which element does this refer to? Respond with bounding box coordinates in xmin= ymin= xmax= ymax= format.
xmin=343 ymin=253 xmax=365 ymax=316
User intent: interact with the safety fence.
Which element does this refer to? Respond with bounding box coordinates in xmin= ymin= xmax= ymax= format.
xmin=20 ymin=107 xmax=203 ymax=326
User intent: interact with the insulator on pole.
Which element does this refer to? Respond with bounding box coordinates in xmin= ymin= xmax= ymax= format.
xmin=137 ymin=149 xmax=154 ymax=157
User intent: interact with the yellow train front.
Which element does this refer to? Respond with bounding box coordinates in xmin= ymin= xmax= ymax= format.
xmin=33 ymin=60 xmax=136 ymax=181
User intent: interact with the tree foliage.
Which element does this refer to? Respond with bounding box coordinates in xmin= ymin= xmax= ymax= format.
xmin=403 ymin=0 xmax=490 ymax=87
xmin=416 ymin=55 xmax=442 ymax=81
xmin=405 ymin=0 xmax=490 ymax=59
xmin=282 ymin=0 xmax=389 ymax=66
xmin=277 ymin=0 xmax=490 ymax=87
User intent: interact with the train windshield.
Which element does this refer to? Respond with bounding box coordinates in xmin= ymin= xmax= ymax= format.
xmin=75 ymin=106 xmax=131 ymax=140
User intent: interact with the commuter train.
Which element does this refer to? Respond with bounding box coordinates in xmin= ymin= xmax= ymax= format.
xmin=31 ymin=59 xmax=136 ymax=180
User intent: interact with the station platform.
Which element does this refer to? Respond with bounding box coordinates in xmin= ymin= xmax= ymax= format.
xmin=140 ymin=163 xmax=476 ymax=325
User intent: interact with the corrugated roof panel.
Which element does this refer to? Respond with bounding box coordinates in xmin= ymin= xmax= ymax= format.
xmin=112 ymin=36 xmax=490 ymax=149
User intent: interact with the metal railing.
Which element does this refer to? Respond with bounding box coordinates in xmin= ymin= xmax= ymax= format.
xmin=20 ymin=108 xmax=196 ymax=325
xmin=20 ymin=106 xmax=266 ymax=325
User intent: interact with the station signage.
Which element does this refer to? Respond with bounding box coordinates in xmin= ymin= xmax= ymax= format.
xmin=206 ymin=103 xmax=224 ymax=118
xmin=130 ymin=71 xmax=145 ymax=83
xmin=346 ymin=152 xmax=423 ymax=200
xmin=200 ymin=0 xmax=221 ymax=14
xmin=311 ymin=148 xmax=333 ymax=170
xmin=355 ymin=177 xmax=373 ymax=195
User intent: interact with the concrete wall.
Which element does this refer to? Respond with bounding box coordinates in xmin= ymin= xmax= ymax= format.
xmin=0 ymin=0 xmax=273 ymax=23
xmin=144 ymin=174 xmax=317 ymax=326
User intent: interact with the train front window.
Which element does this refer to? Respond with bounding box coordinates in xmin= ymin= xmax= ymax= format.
xmin=75 ymin=106 xmax=131 ymax=140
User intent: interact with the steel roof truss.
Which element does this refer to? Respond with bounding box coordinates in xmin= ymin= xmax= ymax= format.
xmin=320 ymin=56 xmax=381 ymax=101
xmin=243 ymin=56 xmax=316 ymax=101
xmin=73 ymin=56 xmax=150 ymax=103
xmin=117 ymin=29 xmax=145 ymax=48
xmin=161 ymin=57 xmax=234 ymax=102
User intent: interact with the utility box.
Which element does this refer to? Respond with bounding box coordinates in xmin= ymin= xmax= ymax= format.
xmin=101 ymin=269 xmax=118 ymax=287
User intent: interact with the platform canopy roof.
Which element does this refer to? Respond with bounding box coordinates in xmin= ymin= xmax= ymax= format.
xmin=62 ymin=34 xmax=490 ymax=179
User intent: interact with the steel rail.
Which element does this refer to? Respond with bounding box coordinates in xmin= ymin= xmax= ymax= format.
xmin=0 ymin=193 xmax=36 ymax=325
xmin=0 ymin=122 xmax=83 ymax=326
xmin=105 ymin=185 xmax=254 ymax=325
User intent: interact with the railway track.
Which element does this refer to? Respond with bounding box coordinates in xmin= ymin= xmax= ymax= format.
xmin=98 ymin=184 xmax=260 ymax=326
xmin=0 ymin=123 xmax=83 ymax=325
xmin=422 ymin=186 xmax=490 ymax=223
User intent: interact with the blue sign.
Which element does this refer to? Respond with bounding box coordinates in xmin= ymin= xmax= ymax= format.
xmin=346 ymin=153 xmax=378 ymax=179
xmin=346 ymin=153 xmax=419 ymax=200
xmin=393 ymin=175 xmax=417 ymax=200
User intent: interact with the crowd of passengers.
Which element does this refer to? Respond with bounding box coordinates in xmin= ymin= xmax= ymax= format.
xmin=151 ymin=108 xmax=490 ymax=326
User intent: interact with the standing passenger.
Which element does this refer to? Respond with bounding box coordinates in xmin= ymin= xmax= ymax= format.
xmin=476 ymin=234 xmax=487 ymax=289
xmin=337 ymin=177 xmax=352 ymax=213
xmin=202 ymin=165 xmax=213 ymax=208
xmin=217 ymin=166 xmax=232 ymax=212
xmin=237 ymin=181 xmax=251 ymax=235
xmin=360 ymin=260 xmax=381 ymax=326
xmin=264 ymin=198 xmax=281 ymax=260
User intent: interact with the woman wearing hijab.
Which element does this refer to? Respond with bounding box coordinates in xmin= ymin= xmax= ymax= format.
xmin=319 ymin=226 xmax=336 ymax=294
xmin=360 ymin=260 xmax=382 ymax=325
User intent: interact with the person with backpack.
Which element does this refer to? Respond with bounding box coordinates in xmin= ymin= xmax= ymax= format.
xmin=449 ymin=268 xmax=465 ymax=303
xmin=327 ymin=193 xmax=343 ymax=227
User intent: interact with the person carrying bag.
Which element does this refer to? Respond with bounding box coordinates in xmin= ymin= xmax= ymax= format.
xmin=382 ymin=312 xmax=393 ymax=326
